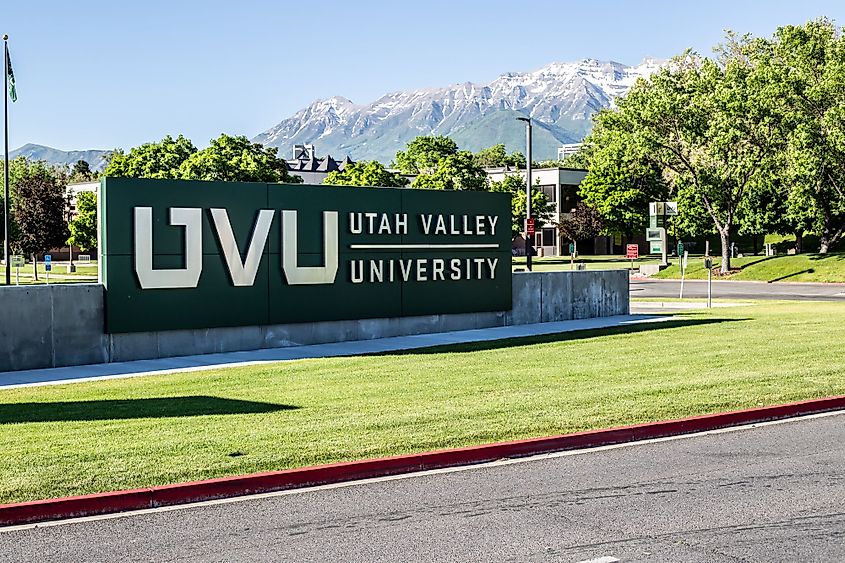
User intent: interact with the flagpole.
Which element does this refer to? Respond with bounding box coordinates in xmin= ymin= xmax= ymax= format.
xmin=3 ymin=34 xmax=9 ymax=286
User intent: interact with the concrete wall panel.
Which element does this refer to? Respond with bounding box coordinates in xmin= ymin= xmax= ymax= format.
xmin=0 ymin=271 xmax=629 ymax=372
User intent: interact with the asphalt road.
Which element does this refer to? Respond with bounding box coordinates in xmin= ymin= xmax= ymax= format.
xmin=631 ymin=278 xmax=845 ymax=301
xmin=1 ymin=412 xmax=843 ymax=562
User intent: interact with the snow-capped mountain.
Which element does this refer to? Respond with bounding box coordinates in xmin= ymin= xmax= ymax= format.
xmin=254 ymin=58 xmax=662 ymax=163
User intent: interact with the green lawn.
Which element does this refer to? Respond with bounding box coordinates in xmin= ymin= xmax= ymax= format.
xmin=0 ymin=262 xmax=98 ymax=285
xmin=652 ymin=253 xmax=845 ymax=283
xmin=0 ymin=301 xmax=843 ymax=504
xmin=513 ymin=255 xmax=661 ymax=272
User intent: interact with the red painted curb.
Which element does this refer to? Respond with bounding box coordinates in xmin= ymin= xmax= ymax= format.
xmin=2 ymin=395 xmax=843 ymax=527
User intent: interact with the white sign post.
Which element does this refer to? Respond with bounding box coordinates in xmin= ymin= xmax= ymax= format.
xmin=10 ymin=255 xmax=24 ymax=285
xmin=679 ymin=250 xmax=688 ymax=299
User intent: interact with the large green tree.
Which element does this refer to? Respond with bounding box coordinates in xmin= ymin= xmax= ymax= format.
xmin=394 ymin=136 xmax=459 ymax=175
xmin=752 ymin=19 xmax=845 ymax=253
xmin=585 ymin=51 xmax=777 ymax=272
xmin=490 ymin=174 xmax=554 ymax=236
xmin=67 ymin=191 xmax=98 ymax=252
xmin=557 ymin=203 xmax=605 ymax=253
xmin=473 ymin=144 xmax=525 ymax=168
xmin=394 ymin=136 xmax=489 ymax=191
xmin=104 ymin=134 xmax=197 ymax=179
xmin=69 ymin=160 xmax=96 ymax=183
xmin=322 ymin=160 xmax=408 ymax=187
xmin=9 ymin=159 xmax=69 ymax=279
xmin=411 ymin=151 xmax=489 ymax=191
xmin=578 ymin=110 xmax=670 ymax=242
xmin=179 ymin=134 xmax=302 ymax=183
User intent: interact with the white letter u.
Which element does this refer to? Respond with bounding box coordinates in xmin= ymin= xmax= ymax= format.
xmin=281 ymin=210 xmax=338 ymax=285
xmin=134 ymin=207 xmax=203 ymax=289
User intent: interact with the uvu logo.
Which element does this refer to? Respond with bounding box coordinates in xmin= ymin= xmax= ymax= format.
xmin=134 ymin=207 xmax=338 ymax=289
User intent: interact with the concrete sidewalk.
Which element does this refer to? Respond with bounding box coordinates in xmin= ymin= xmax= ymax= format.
xmin=0 ymin=314 xmax=671 ymax=390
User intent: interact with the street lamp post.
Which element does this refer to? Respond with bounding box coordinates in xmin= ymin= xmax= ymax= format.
xmin=517 ymin=116 xmax=532 ymax=271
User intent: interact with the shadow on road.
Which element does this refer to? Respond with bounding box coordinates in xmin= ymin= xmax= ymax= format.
xmin=768 ymin=268 xmax=815 ymax=283
xmin=372 ymin=317 xmax=745 ymax=356
xmin=0 ymin=396 xmax=298 ymax=424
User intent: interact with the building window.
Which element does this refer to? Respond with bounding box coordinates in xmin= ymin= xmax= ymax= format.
xmin=539 ymin=184 xmax=556 ymax=202
xmin=542 ymin=228 xmax=555 ymax=247
xmin=561 ymin=184 xmax=580 ymax=212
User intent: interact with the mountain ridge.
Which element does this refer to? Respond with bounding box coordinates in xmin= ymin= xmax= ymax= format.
xmin=4 ymin=143 xmax=111 ymax=172
xmin=253 ymin=58 xmax=662 ymax=162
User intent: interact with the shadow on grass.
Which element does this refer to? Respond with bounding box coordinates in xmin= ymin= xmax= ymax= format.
xmin=768 ymin=269 xmax=815 ymax=283
xmin=372 ymin=317 xmax=745 ymax=356
xmin=808 ymin=252 xmax=845 ymax=261
xmin=737 ymin=256 xmax=776 ymax=268
xmin=0 ymin=396 xmax=298 ymax=424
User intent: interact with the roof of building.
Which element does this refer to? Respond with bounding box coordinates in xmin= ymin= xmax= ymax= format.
xmin=286 ymin=153 xmax=353 ymax=174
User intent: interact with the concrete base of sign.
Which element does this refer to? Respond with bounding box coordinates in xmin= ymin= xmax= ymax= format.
xmin=0 ymin=270 xmax=628 ymax=372
xmin=639 ymin=263 xmax=671 ymax=276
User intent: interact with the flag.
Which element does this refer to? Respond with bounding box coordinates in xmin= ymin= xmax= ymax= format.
xmin=5 ymin=47 xmax=16 ymax=103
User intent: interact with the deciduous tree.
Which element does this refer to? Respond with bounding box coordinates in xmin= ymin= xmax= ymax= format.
xmin=557 ymin=202 xmax=604 ymax=250
xmin=490 ymin=174 xmax=554 ymax=236
xmin=394 ymin=136 xmax=458 ymax=175
xmin=473 ymin=144 xmax=525 ymax=168
xmin=67 ymin=191 xmax=97 ymax=252
xmin=323 ymin=160 xmax=408 ymax=187
xmin=104 ymin=134 xmax=197 ymax=179
xmin=10 ymin=159 xmax=69 ymax=279
xmin=752 ymin=19 xmax=845 ymax=253
xmin=179 ymin=134 xmax=302 ymax=183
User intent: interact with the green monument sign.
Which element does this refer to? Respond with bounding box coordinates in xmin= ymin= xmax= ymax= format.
xmin=99 ymin=178 xmax=512 ymax=333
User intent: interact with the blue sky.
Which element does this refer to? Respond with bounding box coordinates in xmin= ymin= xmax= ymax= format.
xmin=3 ymin=0 xmax=844 ymax=151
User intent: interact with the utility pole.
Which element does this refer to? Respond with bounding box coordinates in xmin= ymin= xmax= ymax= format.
xmin=517 ymin=116 xmax=532 ymax=271
xmin=3 ymin=34 xmax=10 ymax=286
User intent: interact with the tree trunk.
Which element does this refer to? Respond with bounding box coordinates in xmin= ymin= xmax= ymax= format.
xmin=719 ymin=229 xmax=731 ymax=274
xmin=795 ymin=231 xmax=803 ymax=254
xmin=819 ymin=237 xmax=830 ymax=254
xmin=819 ymin=226 xmax=845 ymax=254
xmin=32 ymin=253 xmax=38 ymax=281
xmin=752 ymin=234 xmax=758 ymax=256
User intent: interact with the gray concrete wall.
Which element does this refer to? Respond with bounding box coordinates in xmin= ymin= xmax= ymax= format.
xmin=0 ymin=270 xmax=628 ymax=372
xmin=0 ymin=284 xmax=109 ymax=371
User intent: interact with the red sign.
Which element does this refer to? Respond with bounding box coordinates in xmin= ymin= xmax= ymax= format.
xmin=626 ymin=244 xmax=639 ymax=260
xmin=526 ymin=218 xmax=536 ymax=237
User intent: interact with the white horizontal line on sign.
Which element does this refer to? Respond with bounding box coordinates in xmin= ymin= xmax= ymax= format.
xmin=348 ymin=244 xmax=501 ymax=250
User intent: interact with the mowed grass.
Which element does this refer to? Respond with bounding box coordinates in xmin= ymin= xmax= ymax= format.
xmin=0 ymin=263 xmax=98 ymax=285
xmin=652 ymin=253 xmax=845 ymax=283
xmin=1 ymin=301 xmax=844 ymax=503
xmin=513 ymin=255 xmax=660 ymax=272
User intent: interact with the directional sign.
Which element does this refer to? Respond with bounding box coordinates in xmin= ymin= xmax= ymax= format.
xmin=626 ymin=244 xmax=639 ymax=260
xmin=525 ymin=218 xmax=535 ymax=237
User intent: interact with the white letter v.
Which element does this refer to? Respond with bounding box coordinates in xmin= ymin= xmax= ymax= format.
xmin=210 ymin=208 xmax=275 ymax=287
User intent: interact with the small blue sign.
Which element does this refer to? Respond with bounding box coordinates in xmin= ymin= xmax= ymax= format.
xmin=44 ymin=255 xmax=51 ymax=263
xmin=45 ymin=264 xmax=51 ymax=272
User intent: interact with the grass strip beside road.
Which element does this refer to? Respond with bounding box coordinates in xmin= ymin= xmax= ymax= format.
xmin=0 ymin=301 xmax=843 ymax=504
xmin=652 ymin=253 xmax=845 ymax=283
